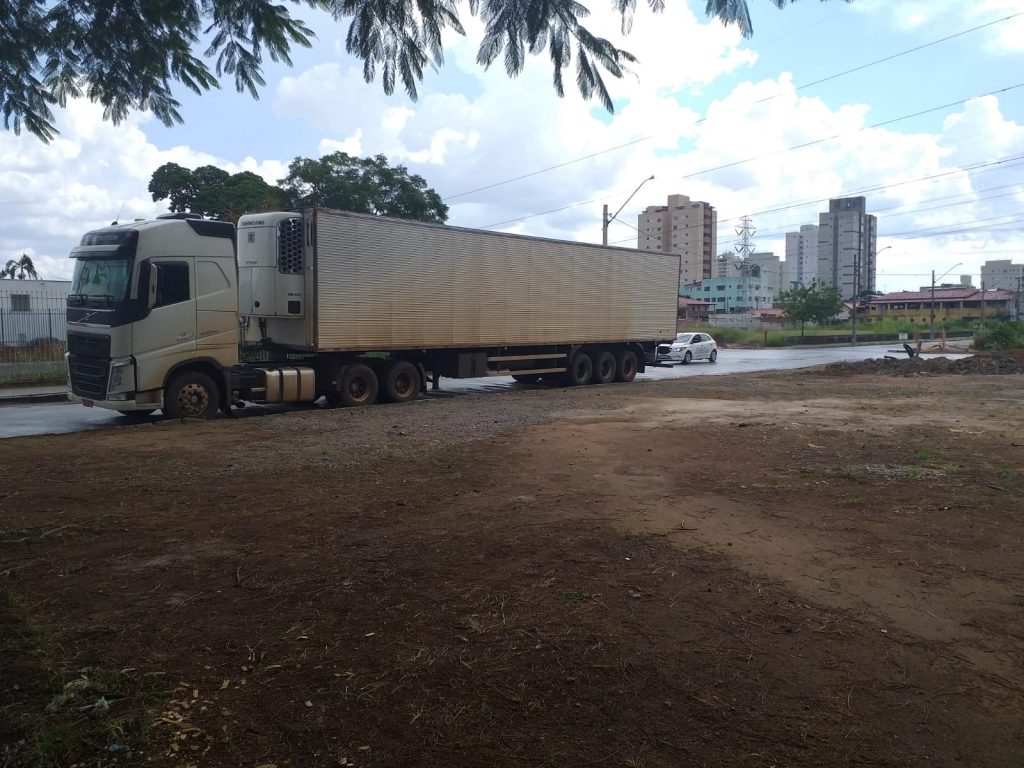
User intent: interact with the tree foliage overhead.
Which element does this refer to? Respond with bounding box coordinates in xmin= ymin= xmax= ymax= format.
xmin=1 ymin=255 xmax=39 ymax=280
xmin=779 ymin=281 xmax=842 ymax=335
xmin=149 ymin=152 xmax=449 ymax=223
xmin=2 ymin=0 xmax=844 ymax=141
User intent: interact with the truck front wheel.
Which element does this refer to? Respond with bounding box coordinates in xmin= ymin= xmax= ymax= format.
xmin=337 ymin=363 xmax=379 ymax=407
xmin=164 ymin=371 xmax=221 ymax=419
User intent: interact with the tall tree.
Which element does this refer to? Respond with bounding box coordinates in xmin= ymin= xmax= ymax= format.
xmin=779 ymin=281 xmax=842 ymax=335
xmin=149 ymin=153 xmax=449 ymax=223
xmin=2 ymin=0 xmax=849 ymax=141
xmin=1 ymin=254 xmax=39 ymax=280
xmin=149 ymin=164 xmax=288 ymax=223
xmin=280 ymin=153 xmax=448 ymax=222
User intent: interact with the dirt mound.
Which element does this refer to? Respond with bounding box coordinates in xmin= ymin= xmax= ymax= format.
xmin=820 ymin=353 xmax=1024 ymax=376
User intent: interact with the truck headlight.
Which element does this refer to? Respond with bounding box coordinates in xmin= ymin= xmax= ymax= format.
xmin=107 ymin=359 xmax=135 ymax=396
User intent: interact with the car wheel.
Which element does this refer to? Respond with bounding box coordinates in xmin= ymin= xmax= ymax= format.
xmin=683 ymin=351 xmax=692 ymax=365
xmin=709 ymin=349 xmax=718 ymax=363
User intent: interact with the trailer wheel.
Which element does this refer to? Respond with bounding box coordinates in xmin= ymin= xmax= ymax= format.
xmin=512 ymin=374 xmax=541 ymax=384
xmin=614 ymin=349 xmax=638 ymax=383
xmin=591 ymin=350 xmax=616 ymax=384
xmin=164 ymin=371 xmax=220 ymax=419
xmin=337 ymin=363 xmax=379 ymax=407
xmin=563 ymin=352 xmax=593 ymax=386
xmin=381 ymin=361 xmax=420 ymax=403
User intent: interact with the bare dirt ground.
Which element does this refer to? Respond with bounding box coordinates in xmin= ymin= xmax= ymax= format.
xmin=2 ymin=364 xmax=1023 ymax=767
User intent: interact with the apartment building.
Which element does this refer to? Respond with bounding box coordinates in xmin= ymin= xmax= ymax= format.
xmin=817 ymin=197 xmax=877 ymax=300
xmin=638 ymin=194 xmax=717 ymax=289
xmin=784 ymin=224 xmax=818 ymax=288
xmin=980 ymin=259 xmax=1024 ymax=291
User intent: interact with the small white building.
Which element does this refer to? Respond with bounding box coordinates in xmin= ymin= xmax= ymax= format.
xmin=0 ymin=280 xmax=71 ymax=345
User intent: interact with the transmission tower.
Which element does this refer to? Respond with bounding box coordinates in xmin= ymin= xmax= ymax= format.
xmin=734 ymin=215 xmax=756 ymax=265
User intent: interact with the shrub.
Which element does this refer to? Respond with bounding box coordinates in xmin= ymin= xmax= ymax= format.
xmin=973 ymin=321 xmax=1024 ymax=351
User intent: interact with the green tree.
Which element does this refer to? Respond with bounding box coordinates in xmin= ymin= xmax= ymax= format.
xmin=280 ymin=153 xmax=448 ymax=222
xmin=149 ymin=153 xmax=448 ymax=223
xmin=2 ymin=0 xmax=847 ymax=141
xmin=149 ymin=163 xmax=288 ymax=223
xmin=1 ymin=254 xmax=39 ymax=280
xmin=779 ymin=281 xmax=842 ymax=335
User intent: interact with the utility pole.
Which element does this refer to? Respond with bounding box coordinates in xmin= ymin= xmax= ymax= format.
xmin=851 ymin=219 xmax=861 ymax=345
xmin=929 ymin=269 xmax=936 ymax=341
xmin=602 ymin=175 xmax=654 ymax=247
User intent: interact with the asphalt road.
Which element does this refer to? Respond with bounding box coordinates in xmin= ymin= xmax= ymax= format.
xmin=0 ymin=345 xmax=965 ymax=440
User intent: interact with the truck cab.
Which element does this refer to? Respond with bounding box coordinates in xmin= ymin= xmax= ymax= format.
xmin=66 ymin=214 xmax=239 ymax=417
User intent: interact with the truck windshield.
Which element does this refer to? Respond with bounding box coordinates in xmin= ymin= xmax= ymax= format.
xmin=69 ymin=257 xmax=131 ymax=306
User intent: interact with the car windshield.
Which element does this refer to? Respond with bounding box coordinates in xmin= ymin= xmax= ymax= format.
xmin=674 ymin=334 xmax=694 ymax=343
xmin=69 ymin=257 xmax=131 ymax=306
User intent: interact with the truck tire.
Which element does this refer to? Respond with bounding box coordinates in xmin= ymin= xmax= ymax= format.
xmin=337 ymin=363 xmax=379 ymax=407
xmin=164 ymin=371 xmax=220 ymax=419
xmin=381 ymin=361 xmax=420 ymax=403
xmin=591 ymin=350 xmax=616 ymax=384
xmin=614 ymin=349 xmax=638 ymax=383
xmin=563 ymin=352 xmax=593 ymax=386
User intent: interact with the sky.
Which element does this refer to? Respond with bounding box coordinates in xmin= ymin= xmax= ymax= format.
xmin=1 ymin=0 xmax=1022 ymax=293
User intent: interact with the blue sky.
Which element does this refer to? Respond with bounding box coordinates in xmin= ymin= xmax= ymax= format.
xmin=1 ymin=0 xmax=1022 ymax=292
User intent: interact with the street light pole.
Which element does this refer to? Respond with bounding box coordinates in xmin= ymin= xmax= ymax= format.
xmin=929 ymin=262 xmax=962 ymax=340
xmin=602 ymin=175 xmax=655 ymax=246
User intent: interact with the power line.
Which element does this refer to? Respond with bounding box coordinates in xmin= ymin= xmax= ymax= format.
xmin=485 ymin=150 xmax=1024 ymax=234
xmin=679 ymin=82 xmax=1024 ymax=182
xmin=444 ymin=11 xmax=1022 ymax=204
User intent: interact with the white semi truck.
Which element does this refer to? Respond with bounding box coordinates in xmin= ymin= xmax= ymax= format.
xmin=65 ymin=208 xmax=679 ymax=418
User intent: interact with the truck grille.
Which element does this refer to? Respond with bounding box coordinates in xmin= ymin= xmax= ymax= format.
xmin=657 ymin=344 xmax=671 ymax=355
xmin=68 ymin=354 xmax=109 ymax=399
xmin=68 ymin=331 xmax=111 ymax=358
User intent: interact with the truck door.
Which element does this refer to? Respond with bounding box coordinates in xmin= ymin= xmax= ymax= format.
xmin=133 ymin=259 xmax=199 ymax=393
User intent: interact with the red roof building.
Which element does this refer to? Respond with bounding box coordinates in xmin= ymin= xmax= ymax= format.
xmin=869 ymin=287 xmax=1017 ymax=324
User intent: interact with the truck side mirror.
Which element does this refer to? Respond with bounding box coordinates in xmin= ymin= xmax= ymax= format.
xmin=147 ymin=263 xmax=159 ymax=310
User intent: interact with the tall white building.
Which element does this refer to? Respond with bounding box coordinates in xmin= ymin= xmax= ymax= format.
xmin=638 ymin=194 xmax=717 ymax=290
xmin=784 ymin=224 xmax=818 ymax=288
xmin=981 ymin=259 xmax=1024 ymax=291
xmin=817 ymin=197 xmax=877 ymax=299
xmin=747 ymin=252 xmax=782 ymax=299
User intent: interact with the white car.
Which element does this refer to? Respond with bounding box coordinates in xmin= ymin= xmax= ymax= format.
xmin=656 ymin=332 xmax=718 ymax=365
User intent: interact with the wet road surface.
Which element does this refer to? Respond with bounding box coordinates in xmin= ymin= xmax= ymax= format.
xmin=0 ymin=345 xmax=965 ymax=439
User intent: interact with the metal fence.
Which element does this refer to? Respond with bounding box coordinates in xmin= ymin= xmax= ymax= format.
xmin=0 ymin=289 xmax=68 ymax=385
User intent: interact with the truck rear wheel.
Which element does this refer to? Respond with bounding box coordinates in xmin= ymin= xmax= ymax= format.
xmin=563 ymin=352 xmax=593 ymax=386
xmin=381 ymin=361 xmax=420 ymax=403
xmin=614 ymin=349 xmax=638 ymax=383
xmin=164 ymin=371 xmax=220 ymax=419
xmin=591 ymin=350 xmax=616 ymax=384
xmin=337 ymin=363 xmax=379 ymax=407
